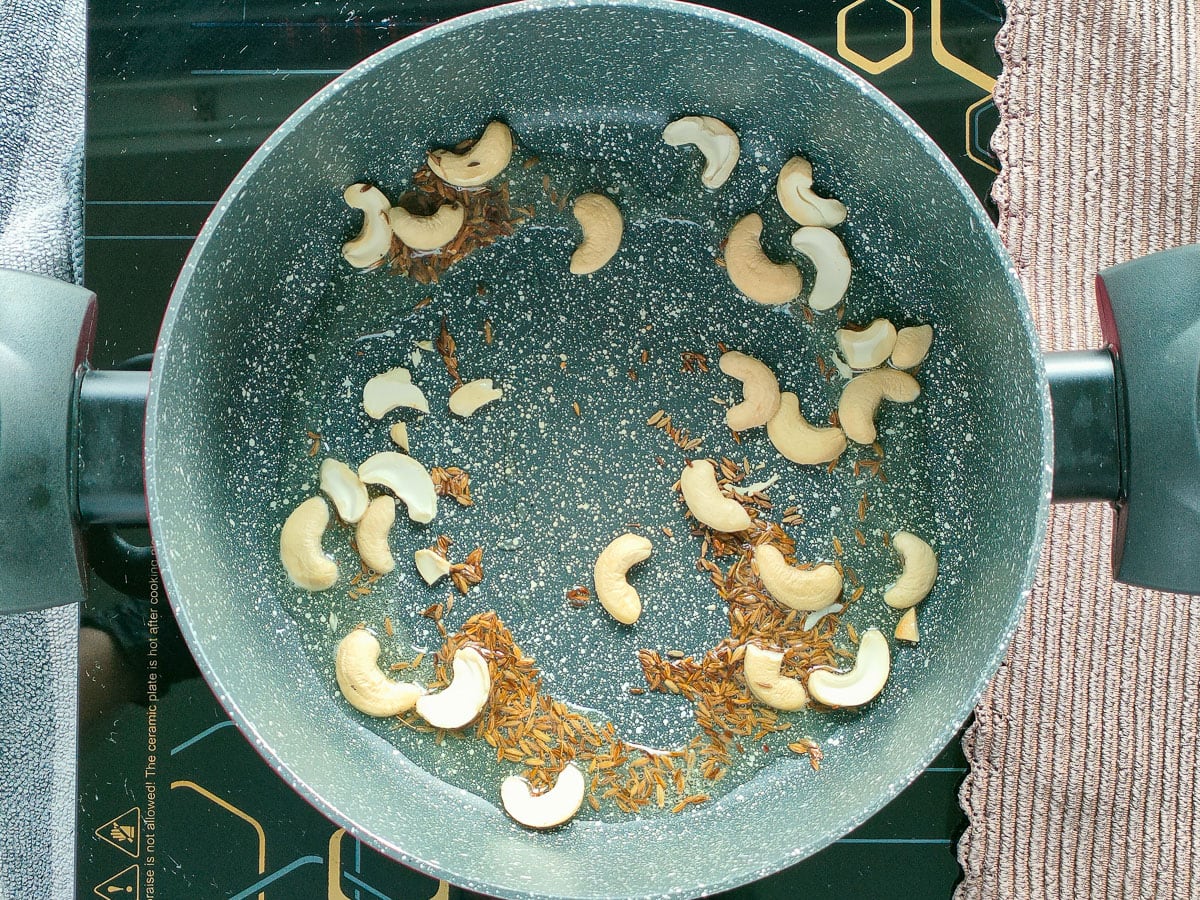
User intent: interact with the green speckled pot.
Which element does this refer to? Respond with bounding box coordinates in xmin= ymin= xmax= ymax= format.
xmin=145 ymin=2 xmax=1052 ymax=897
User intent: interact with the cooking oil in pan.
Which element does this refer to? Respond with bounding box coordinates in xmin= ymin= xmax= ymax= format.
xmin=270 ymin=135 xmax=939 ymax=822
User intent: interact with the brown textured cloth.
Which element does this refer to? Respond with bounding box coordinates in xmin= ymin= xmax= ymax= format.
xmin=957 ymin=2 xmax=1200 ymax=897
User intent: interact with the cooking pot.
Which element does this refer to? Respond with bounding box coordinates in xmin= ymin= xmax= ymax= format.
xmin=2 ymin=2 xmax=1197 ymax=897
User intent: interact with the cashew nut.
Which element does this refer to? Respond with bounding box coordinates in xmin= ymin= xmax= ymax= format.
xmin=775 ymin=155 xmax=847 ymax=227
xmin=415 ymin=646 xmax=491 ymax=730
xmin=358 ymin=451 xmax=437 ymax=524
xmin=662 ymin=115 xmax=740 ymax=189
xmin=679 ymin=460 xmax=752 ymax=533
xmin=501 ymin=762 xmax=586 ymax=830
xmin=448 ymin=378 xmax=503 ymax=417
xmin=767 ymin=392 xmax=847 ymax=465
xmin=319 ymin=458 xmax=369 ymax=524
xmin=593 ymin=533 xmax=653 ymax=625
xmin=427 ymin=121 xmax=513 ymax=188
xmin=389 ymin=422 xmax=409 ymax=451
xmin=884 ymin=531 xmax=938 ymax=609
xmin=363 ymin=366 xmax=429 ymax=419
xmin=806 ymin=628 xmax=890 ymax=708
xmin=723 ymin=213 xmax=803 ymax=306
xmin=414 ymin=547 xmax=451 ymax=585
xmin=569 ymin=193 xmax=623 ymax=275
xmin=836 ymin=318 xmax=898 ymax=370
xmin=754 ymin=544 xmax=843 ymax=611
xmin=742 ymin=643 xmax=808 ymax=711
xmin=387 ymin=202 xmax=466 ymax=252
xmin=341 ymin=184 xmax=392 ymax=269
xmin=355 ymin=496 xmax=396 ymax=575
xmin=890 ymin=324 xmax=934 ymax=370
xmin=837 ymin=369 xmax=920 ymax=444
xmin=894 ymin=607 xmax=919 ymax=643
xmin=335 ymin=629 xmax=424 ymax=717
xmin=790 ymin=226 xmax=850 ymax=311
xmin=719 ymin=351 xmax=781 ymax=431
xmin=280 ymin=496 xmax=338 ymax=591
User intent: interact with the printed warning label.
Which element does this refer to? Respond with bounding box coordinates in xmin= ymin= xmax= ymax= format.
xmin=94 ymin=807 xmax=141 ymax=859
xmin=93 ymin=863 xmax=139 ymax=899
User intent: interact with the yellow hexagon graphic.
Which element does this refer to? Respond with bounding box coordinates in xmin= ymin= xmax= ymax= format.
xmin=837 ymin=0 xmax=914 ymax=76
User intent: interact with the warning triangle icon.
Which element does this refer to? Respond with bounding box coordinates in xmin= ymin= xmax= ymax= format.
xmin=93 ymin=864 xmax=139 ymax=900
xmin=94 ymin=807 xmax=141 ymax=859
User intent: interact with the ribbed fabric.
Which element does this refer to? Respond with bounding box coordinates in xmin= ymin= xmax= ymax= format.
xmin=957 ymin=2 xmax=1200 ymax=897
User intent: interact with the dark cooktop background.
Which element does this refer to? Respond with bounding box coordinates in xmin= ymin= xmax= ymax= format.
xmin=78 ymin=2 xmax=1001 ymax=897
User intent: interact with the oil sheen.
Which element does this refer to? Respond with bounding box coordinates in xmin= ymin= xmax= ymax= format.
xmin=270 ymin=127 xmax=938 ymax=822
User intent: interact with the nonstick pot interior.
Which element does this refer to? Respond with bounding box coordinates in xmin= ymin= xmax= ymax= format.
xmin=145 ymin=2 xmax=1052 ymax=897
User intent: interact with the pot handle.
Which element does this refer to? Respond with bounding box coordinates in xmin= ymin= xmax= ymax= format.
xmin=77 ymin=356 xmax=154 ymax=599
xmin=0 ymin=268 xmax=96 ymax=614
xmin=0 ymin=268 xmax=154 ymax=613
xmin=1046 ymin=244 xmax=1200 ymax=594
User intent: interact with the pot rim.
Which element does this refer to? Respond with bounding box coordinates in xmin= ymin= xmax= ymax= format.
xmin=145 ymin=2 xmax=1054 ymax=895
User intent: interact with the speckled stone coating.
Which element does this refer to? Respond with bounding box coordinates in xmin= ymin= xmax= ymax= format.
xmin=144 ymin=2 xmax=1052 ymax=897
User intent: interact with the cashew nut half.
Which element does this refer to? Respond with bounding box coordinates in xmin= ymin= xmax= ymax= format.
xmin=767 ymin=392 xmax=847 ymax=465
xmin=320 ymin=458 xmax=369 ymax=524
xmin=335 ymin=629 xmax=424 ymax=717
xmin=363 ymin=366 xmax=429 ymax=419
xmin=387 ymin=202 xmax=465 ymax=252
xmin=358 ymin=451 xmax=437 ymax=524
xmin=501 ymin=762 xmax=586 ymax=830
xmin=569 ymin=193 xmax=623 ymax=275
xmin=719 ymin=351 xmax=781 ymax=431
xmin=415 ymin=646 xmax=491 ymax=730
xmin=884 ymin=531 xmax=938 ymax=609
xmin=743 ymin=643 xmax=808 ymax=711
xmin=427 ymin=121 xmax=513 ymax=188
xmin=754 ymin=544 xmax=843 ymax=611
xmin=679 ymin=460 xmax=752 ymax=533
xmin=341 ymin=184 xmax=392 ymax=270
xmin=280 ymin=496 xmax=338 ymax=591
xmin=662 ymin=115 xmax=739 ymax=189
xmin=806 ymin=628 xmax=890 ymax=708
xmin=355 ymin=496 xmax=396 ymax=575
xmin=894 ymin=607 xmax=919 ymax=643
xmin=837 ymin=369 xmax=920 ymax=444
xmin=414 ymin=547 xmax=451 ymax=585
xmin=776 ymin=155 xmax=847 ymax=227
xmin=448 ymin=378 xmax=503 ymax=417
xmin=723 ymin=214 xmax=803 ymax=306
xmin=389 ymin=422 xmax=409 ymax=451
xmin=890 ymin=324 xmax=934 ymax=370
xmin=593 ymin=533 xmax=653 ymax=625
xmin=790 ymin=226 xmax=850 ymax=311
xmin=836 ymin=318 xmax=898 ymax=370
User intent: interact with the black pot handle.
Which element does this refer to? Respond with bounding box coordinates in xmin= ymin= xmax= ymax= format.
xmin=0 ymin=269 xmax=96 ymax=613
xmin=0 ymin=268 xmax=153 ymax=613
xmin=1046 ymin=244 xmax=1200 ymax=594
xmin=79 ymin=353 xmax=154 ymax=599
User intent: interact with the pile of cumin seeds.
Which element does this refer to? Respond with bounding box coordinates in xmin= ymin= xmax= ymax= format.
xmin=387 ymin=472 xmax=845 ymax=812
xmin=402 ymin=611 xmax=709 ymax=816
xmin=430 ymin=465 xmax=473 ymax=506
xmin=632 ymin=460 xmax=844 ymax=776
xmin=387 ymin=167 xmax=529 ymax=284
xmin=448 ymin=546 xmax=484 ymax=596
